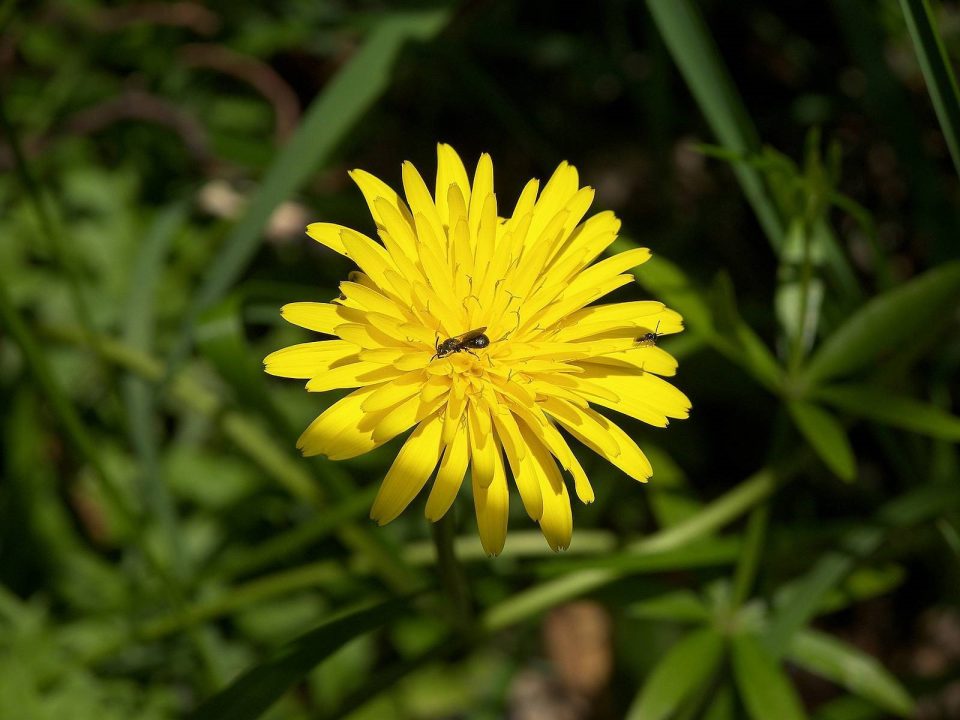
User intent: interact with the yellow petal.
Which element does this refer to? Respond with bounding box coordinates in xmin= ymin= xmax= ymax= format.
xmin=297 ymin=385 xmax=378 ymax=457
xmin=520 ymin=424 xmax=572 ymax=551
xmin=473 ymin=434 xmax=509 ymax=556
xmin=370 ymin=412 xmax=444 ymax=525
xmin=348 ymin=168 xmax=413 ymax=227
xmin=361 ymin=372 xmax=425 ymax=413
xmin=541 ymin=396 xmax=652 ymax=482
xmin=280 ymin=302 xmax=347 ymax=334
xmin=425 ymin=425 xmax=469 ymax=521
xmin=491 ymin=407 xmax=543 ymax=521
xmin=401 ymin=160 xmax=445 ymax=254
xmin=435 ymin=143 xmax=472 ymax=224
xmin=264 ymin=340 xmax=358 ymax=379
xmin=305 ymin=362 xmax=401 ymax=392
xmin=468 ymin=401 xmax=496 ymax=488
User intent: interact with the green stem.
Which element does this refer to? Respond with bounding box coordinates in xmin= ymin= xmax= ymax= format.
xmin=432 ymin=512 xmax=475 ymax=638
xmin=732 ymin=503 xmax=770 ymax=606
xmin=482 ymin=467 xmax=784 ymax=631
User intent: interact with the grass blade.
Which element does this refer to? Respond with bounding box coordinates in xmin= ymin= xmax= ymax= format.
xmin=169 ymin=8 xmax=450 ymax=371
xmin=190 ymin=598 xmax=411 ymax=720
xmin=814 ymin=383 xmax=960 ymax=441
xmin=802 ymin=261 xmax=960 ymax=386
xmin=787 ymin=401 xmax=856 ymax=481
xmin=732 ymin=633 xmax=808 ymax=720
xmin=899 ymin=0 xmax=960 ymax=180
xmin=627 ymin=628 xmax=725 ymax=720
xmin=646 ymin=0 xmax=784 ymax=250
xmin=787 ymin=629 xmax=913 ymax=717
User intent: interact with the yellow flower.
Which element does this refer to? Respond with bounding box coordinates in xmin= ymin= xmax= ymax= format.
xmin=265 ymin=145 xmax=690 ymax=555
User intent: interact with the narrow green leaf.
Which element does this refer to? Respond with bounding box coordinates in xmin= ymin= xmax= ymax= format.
xmin=169 ymin=8 xmax=450 ymax=371
xmin=767 ymin=483 xmax=960 ymax=657
xmin=787 ymin=400 xmax=856 ymax=481
xmin=732 ymin=634 xmax=807 ymax=720
xmin=899 ymin=0 xmax=960 ymax=179
xmin=646 ymin=0 xmax=784 ymax=250
xmin=628 ymin=590 xmax=711 ymax=623
xmin=803 ymin=262 xmax=960 ymax=386
xmin=813 ymin=694 xmax=885 ymax=720
xmin=814 ymin=383 xmax=960 ymax=441
xmin=787 ymin=629 xmax=913 ymax=717
xmin=190 ymin=599 xmax=409 ymax=720
xmin=627 ymin=628 xmax=725 ymax=720
xmin=482 ymin=469 xmax=779 ymax=632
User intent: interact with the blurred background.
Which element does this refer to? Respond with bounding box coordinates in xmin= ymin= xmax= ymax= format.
xmin=3 ymin=1 xmax=960 ymax=718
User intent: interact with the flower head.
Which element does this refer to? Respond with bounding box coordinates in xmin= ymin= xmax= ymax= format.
xmin=265 ymin=145 xmax=690 ymax=554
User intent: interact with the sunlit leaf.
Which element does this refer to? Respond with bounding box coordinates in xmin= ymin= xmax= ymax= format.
xmin=627 ymin=628 xmax=725 ymax=720
xmin=787 ymin=629 xmax=913 ymax=717
xmin=732 ymin=633 xmax=807 ymax=720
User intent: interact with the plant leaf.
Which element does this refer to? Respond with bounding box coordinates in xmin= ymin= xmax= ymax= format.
xmin=646 ymin=0 xmax=784 ymax=250
xmin=628 ymin=590 xmax=711 ymax=623
xmin=787 ymin=629 xmax=913 ymax=717
xmin=732 ymin=633 xmax=807 ymax=720
xmin=899 ymin=0 xmax=960 ymax=180
xmin=787 ymin=400 xmax=856 ymax=481
xmin=802 ymin=261 xmax=960 ymax=386
xmin=626 ymin=628 xmax=725 ymax=720
xmin=190 ymin=598 xmax=409 ymax=720
xmin=814 ymin=383 xmax=960 ymax=441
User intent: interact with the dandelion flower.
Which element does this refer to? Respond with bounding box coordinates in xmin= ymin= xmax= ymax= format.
xmin=265 ymin=145 xmax=690 ymax=555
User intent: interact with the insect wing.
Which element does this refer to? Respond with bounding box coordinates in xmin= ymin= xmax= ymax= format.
xmin=453 ymin=327 xmax=487 ymax=343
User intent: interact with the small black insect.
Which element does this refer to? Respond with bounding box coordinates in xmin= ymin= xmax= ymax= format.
xmin=433 ymin=327 xmax=490 ymax=360
xmin=635 ymin=321 xmax=662 ymax=348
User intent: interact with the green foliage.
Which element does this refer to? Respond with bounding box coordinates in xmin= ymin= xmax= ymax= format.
xmin=2 ymin=0 xmax=959 ymax=718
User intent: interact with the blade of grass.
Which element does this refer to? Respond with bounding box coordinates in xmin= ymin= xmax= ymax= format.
xmin=189 ymin=598 xmax=413 ymax=720
xmin=168 ymin=8 xmax=450 ymax=374
xmin=766 ymin=482 xmax=960 ymax=656
xmin=482 ymin=466 xmax=783 ymax=631
xmin=801 ymin=261 xmax=960 ymax=387
xmin=124 ymin=202 xmax=189 ymax=578
xmin=787 ymin=400 xmax=856 ymax=481
xmin=899 ymin=0 xmax=960 ymax=181
xmin=0 ymin=282 xmax=135 ymax=528
xmin=732 ymin=633 xmax=808 ymax=720
xmin=646 ymin=0 xmax=784 ymax=250
xmin=626 ymin=628 xmax=726 ymax=720
xmin=787 ymin=629 xmax=913 ymax=717
xmin=813 ymin=383 xmax=960 ymax=441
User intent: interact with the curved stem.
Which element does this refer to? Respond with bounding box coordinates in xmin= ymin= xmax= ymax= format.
xmin=432 ymin=512 xmax=475 ymax=638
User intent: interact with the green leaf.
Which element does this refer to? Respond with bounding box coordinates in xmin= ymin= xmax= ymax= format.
xmin=731 ymin=634 xmax=807 ymax=720
xmin=190 ymin=598 xmax=409 ymax=720
xmin=767 ymin=484 xmax=960 ymax=657
xmin=711 ymin=272 xmax=784 ymax=392
xmin=626 ymin=628 xmax=725 ymax=720
xmin=814 ymin=383 xmax=960 ymax=441
xmin=813 ymin=694 xmax=885 ymax=720
xmin=169 ymin=8 xmax=451 ymax=370
xmin=646 ymin=0 xmax=784 ymax=250
xmin=899 ymin=0 xmax=960 ymax=180
xmin=802 ymin=261 xmax=960 ymax=386
xmin=787 ymin=629 xmax=913 ymax=717
xmin=787 ymin=400 xmax=856 ymax=481
xmin=628 ymin=590 xmax=711 ymax=623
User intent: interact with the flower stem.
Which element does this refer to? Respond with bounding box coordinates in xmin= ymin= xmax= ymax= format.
xmin=432 ymin=512 xmax=475 ymax=638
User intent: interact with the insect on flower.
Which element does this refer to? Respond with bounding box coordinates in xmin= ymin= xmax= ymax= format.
xmin=264 ymin=144 xmax=690 ymax=555
xmin=433 ymin=327 xmax=490 ymax=360
xmin=635 ymin=321 xmax=662 ymax=348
